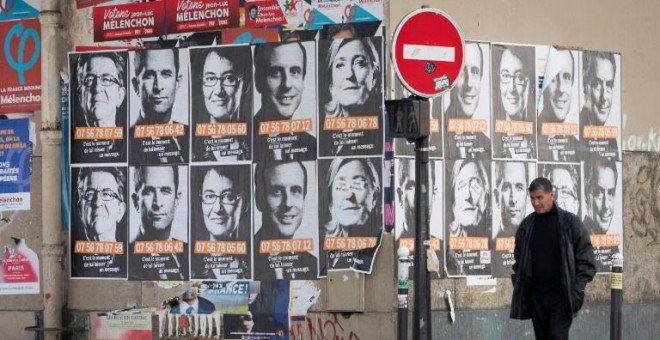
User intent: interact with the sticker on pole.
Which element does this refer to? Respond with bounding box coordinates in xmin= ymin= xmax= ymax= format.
xmin=391 ymin=8 xmax=464 ymax=98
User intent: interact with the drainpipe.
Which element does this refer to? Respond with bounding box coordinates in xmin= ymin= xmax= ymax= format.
xmin=39 ymin=0 xmax=64 ymax=339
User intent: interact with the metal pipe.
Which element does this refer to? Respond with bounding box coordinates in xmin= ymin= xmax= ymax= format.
xmin=610 ymin=254 xmax=623 ymax=340
xmin=413 ymin=135 xmax=431 ymax=340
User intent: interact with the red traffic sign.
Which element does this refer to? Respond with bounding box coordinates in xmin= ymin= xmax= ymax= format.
xmin=391 ymin=8 xmax=464 ymax=98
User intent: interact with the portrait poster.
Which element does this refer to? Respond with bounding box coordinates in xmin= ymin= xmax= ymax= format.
xmin=189 ymin=45 xmax=253 ymax=163
xmin=94 ymin=312 xmax=152 ymax=340
xmin=243 ymin=0 xmax=288 ymax=28
xmin=224 ymin=280 xmax=289 ymax=340
xmin=0 ymin=18 xmax=41 ymax=114
xmin=581 ymin=160 xmax=623 ymax=273
xmin=69 ymin=51 xmax=129 ymax=164
xmin=252 ymin=40 xmax=318 ymax=162
xmin=128 ymin=48 xmax=190 ymax=165
xmin=0 ymin=0 xmax=40 ymax=21
xmin=0 ymin=118 xmax=31 ymax=211
xmin=93 ymin=1 xmax=165 ymax=42
xmin=70 ymin=166 xmax=128 ymax=279
xmin=165 ymin=0 xmax=240 ymax=35
xmin=442 ymin=41 xmax=491 ymax=160
xmin=444 ymin=159 xmax=492 ymax=277
xmin=538 ymin=162 xmax=581 ymax=217
xmin=252 ymin=161 xmax=318 ymax=281
xmin=537 ymin=47 xmax=580 ymax=162
xmin=490 ymin=161 xmax=535 ymax=278
xmin=318 ymin=36 xmax=384 ymax=158
xmin=128 ymin=165 xmax=189 ymax=281
xmin=394 ymin=158 xmax=443 ymax=279
xmin=190 ymin=164 xmax=252 ymax=280
xmin=393 ymin=89 xmax=443 ymax=159
xmin=318 ymin=157 xmax=383 ymax=275
xmin=197 ymin=280 xmax=250 ymax=314
xmin=491 ymin=43 xmax=537 ymax=160
xmin=0 ymin=237 xmax=39 ymax=295
xmin=578 ymin=50 xmax=622 ymax=161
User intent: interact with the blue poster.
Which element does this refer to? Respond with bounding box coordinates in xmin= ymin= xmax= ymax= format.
xmin=0 ymin=0 xmax=40 ymax=21
xmin=0 ymin=118 xmax=30 ymax=210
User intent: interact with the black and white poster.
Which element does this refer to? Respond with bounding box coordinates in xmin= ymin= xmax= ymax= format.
xmin=537 ymin=47 xmax=580 ymax=162
xmin=252 ymin=41 xmax=318 ymax=161
xmin=539 ymin=163 xmax=582 ymax=217
xmin=318 ymin=157 xmax=383 ymax=275
xmin=394 ymin=158 xmax=444 ymax=279
xmin=318 ymin=37 xmax=384 ymax=157
xmin=443 ymin=41 xmax=491 ymax=160
xmin=190 ymin=45 xmax=253 ymax=162
xmin=69 ymin=51 xmax=129 ymax=164
xmin=190 ymin=164 xmax=252 ymax=280
xmin=491 ymin=44 xmax=537 ymax=160
xmin=444 ymin=159 xmax=492 ymax=276
xmin=71 ymin=166 xmax=128 ymax=279
xmin=582 ymin=160 xmax=623 ymax=273
xmin=252 ymin=161 xmax=318 ymax=280
xmin=579 ymin=50 xmax=622 ymax=161
xmin=128 ymin=165 xmax=189 ymax=280
xmin=491 ymin=161 xmax=535 ymax=278
xmin=128 ymin=48 xmax=190 ymax=165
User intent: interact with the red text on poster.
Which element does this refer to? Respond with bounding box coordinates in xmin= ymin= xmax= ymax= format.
xmin=93 ymin=2 xmax=165 ymax=42
xmin=0 ymin=18 xmax=41 ymax=113
xmin=244 ymin=0 xmax=287 ymax=28
xmin=166 ymin=0 xmax=240 ymax=34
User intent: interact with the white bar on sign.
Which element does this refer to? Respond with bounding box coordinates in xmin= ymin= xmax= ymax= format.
xmin=403 ymin=44 xmax=455 ymax=62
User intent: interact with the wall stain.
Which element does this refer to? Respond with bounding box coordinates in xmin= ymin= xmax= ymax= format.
xmin=631 ymin=162 xmax=660 ymax=246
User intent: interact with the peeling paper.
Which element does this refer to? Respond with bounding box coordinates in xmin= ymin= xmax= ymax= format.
xmin=289 ymin=280 xmax=321 ymax=317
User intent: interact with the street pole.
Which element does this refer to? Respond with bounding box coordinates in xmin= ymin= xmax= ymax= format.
xmin=610 ymin=254 xmax=623 ymax=340
xmin=397 ymin=246 xmax=410 ymax=340
xmin=413 ymin=135 xmax=431 ymax=340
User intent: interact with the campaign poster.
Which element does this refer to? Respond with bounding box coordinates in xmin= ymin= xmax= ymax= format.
xmin=198 ymin=280 xmax=250 ymax=314
xmin=93 ymin=1 xmax=165 ymax=42
xmin=128 ymin=165 xmax=189 ymax=281
xmin=190 ymin=45 xmax=253 ymax=162
xmin=443 ymin=41 xmax=491 ymax=160
xmin=0 ymin=18 xmax=41 ymax=114
xmin=582 ymin=160 xmax=623 ymax=273
xmin=491 ymin=43 xmax=537 ymax=160
xmin=537 ymin=47 xmax=580 ymax=162
xmin=77 ymin=0 xmax=114 ymax=9
xmin=318 ymin=157 xmax=383 ymax=275
xmin=342 ymin=0 xmax=383 ymax=24
xmin=95 ymin=312 xmax=152 ymax=340
xmin=394 ymin=158 xmax=443 ymax=279
xmin=165 ymin=0 xmax=240 ymax=35
xmin=309 ymin=0 xmax=342 ymax=28
xmin=490 ymin=161 xmax=535 ymax=278
xmin=393 ymin=91 xmax=443 ymax=158
xmin=223 ymin=281 xmax=289 ymax=340
xmin=69 ymin=51 xmax=129 ymax=164
xmin=70 ymin=166 xmax=128 ymax=279
xmin=0 ymin=237 xmax=39 ymax=295
xmin=252 ymin=160 xmax=318 ymax=280
xmin=578 ymin=50 xmax=622 ymax=161
xmin=0 ymin=118 xmax=31 ymax=211
xmin=318 ymin=37 xmax=383 ymax=158
xmin=252 ymin=40 xmax=318 ymax=162
xmin=190 ymin=164 xmax=252 ymax=280
xmin=0 ymin=0 xmax=40 ymax=21
xmin=243 ymin=0 xmax=288 ymax=28
xmin=220 ymin=27 xmax=280 ymax=45
xmin=444 ymin=159 xmax=492 ymax=277
xmin=128 ymin=48 xmax=190 ymax=165
xmin=538 ymin=162 xmax=581 ymax=217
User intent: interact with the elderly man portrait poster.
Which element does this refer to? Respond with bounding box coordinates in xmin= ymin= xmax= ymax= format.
xmin=318 ymin=157 xmax=383 ymax=275
xmin=71 ymin=166 xmax=128 ymax=278
xmin=537 ymin=47 xmax=580 ymax=162
xmin=491 ymin=44 xmax=537 ymax=160
xmin=318 ymin=37 xmax=384 ymax=158
xmin=190 ymin=45 xmax=253 ymax=162
xmin=579 ymin=50 xmax=622 ymax=161
xmin=252 ymin=41 xmax=318 ymax=161
xmin=69 ymin=51 xmax=128 ymax=164
xmin=128 ymin=48 xmax=190 ymax=165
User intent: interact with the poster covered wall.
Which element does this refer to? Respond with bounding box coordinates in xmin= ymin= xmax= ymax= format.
xmin=0 ymin=18 xmax=41 ymax=114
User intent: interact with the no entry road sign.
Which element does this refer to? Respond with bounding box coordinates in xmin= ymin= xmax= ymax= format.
xmin=391 ymin=8 xmax=464 ymax=98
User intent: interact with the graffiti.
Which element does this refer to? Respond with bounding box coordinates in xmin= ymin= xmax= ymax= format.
xmin=631 ymin=162 xmax=660 ymax=246
xmin=625 ymin=128 xmax=660 ymax=152
xmin=290 ymin=314 xmax=361 ymax=340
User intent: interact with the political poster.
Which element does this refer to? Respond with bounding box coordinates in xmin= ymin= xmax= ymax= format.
xmin=223 ymin=281 xmax=289 ymax=340
xmin=165 ymin=0 xmax=240 ymax=35
xmin=93 ymin=1 xmax=165 ymax=42
xmin=95 ymin=312 xmax=152 ymax=340
xmin=0 ymin=118 xmax=31 ymax=211
xmin=0 ymin=237 xmax=39 ymax=295
xmin=0 ymin=18 xmax=41 ymax=114
xmin=0 ymin=0 xmax=40 ymax=21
